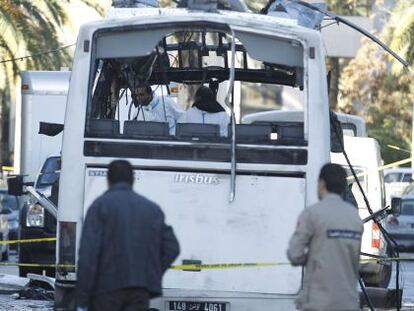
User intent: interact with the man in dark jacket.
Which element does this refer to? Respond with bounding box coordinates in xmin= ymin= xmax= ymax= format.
xmin=76 ymin=160 xmax=180 ymax=311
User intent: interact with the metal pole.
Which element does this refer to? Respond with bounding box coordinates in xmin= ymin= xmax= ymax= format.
xmin=412 ymin=98 xmax=414 ymax=172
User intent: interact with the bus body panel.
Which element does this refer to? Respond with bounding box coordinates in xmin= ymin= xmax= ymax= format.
xmin=84 ymin=167 xmax=305 ymax=294
xmin=152 ymin=289 xmax=297 ymax=311
xmin=331 ymin=136 xmax=389 ymax=284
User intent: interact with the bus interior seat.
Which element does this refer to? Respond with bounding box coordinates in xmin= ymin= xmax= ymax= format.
xmin=123 ymin=121 xmax=169 ymax=137
xmin=249 ymin=121 xmax=305 ymax=144
xmin=176 ymin=123 xmax=220 ymax=139
xmin=228 ymin=124 xmax=273 ymax=143
xmin=277 ymin=122 xmax=304 ymax=141
xmin=88 ymin=119 xmax=120 ymax=137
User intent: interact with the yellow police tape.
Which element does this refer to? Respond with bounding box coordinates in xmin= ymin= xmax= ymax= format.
xmin=0 ymin=258 xmax=412 ymax=270
xmin=1 ymin=166 xmax=14 ymax=172
xmin=0 ymin=237 xmax=413 ymax=268
xmin=170 ymin=262 xmax=288 ymax=270
xmin=0 ymin=237 xmax=56 ymax=245
xmin=0 ymin=262 xmax=71 ymax=268
xmin=170 ymin=257 xmax=414 ymax=270
xmin=347 ymin=156 xmax=412 ymax=181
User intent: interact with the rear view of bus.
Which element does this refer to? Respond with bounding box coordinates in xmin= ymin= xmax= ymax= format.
xmin=55 ymin=6 xmax=331 ymax=311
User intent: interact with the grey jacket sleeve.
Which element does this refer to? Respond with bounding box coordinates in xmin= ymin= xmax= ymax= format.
xmin=160 ymin=210 xmax=180 ymax=273
xmin=76 ymin=200 xmax=104 ymax=307
xmin=287 ymin=208 xmax=314 ymax=266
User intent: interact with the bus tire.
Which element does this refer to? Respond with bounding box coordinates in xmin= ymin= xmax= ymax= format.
xmin=55 ymin=281 xmax=76 ymax=311
xmin=363 ymin=263 xmax=392 ymax=288
xmin=1 ymin=247 xmax=8 ymax=262
xmin=378 ymin=263 xmax=392 ymax=288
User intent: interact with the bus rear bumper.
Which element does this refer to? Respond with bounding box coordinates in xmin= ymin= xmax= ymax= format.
xmin=54 ymin=284 xmax=298 ymax=311
xmin=151 ymin=289 xmax=298 ymax=311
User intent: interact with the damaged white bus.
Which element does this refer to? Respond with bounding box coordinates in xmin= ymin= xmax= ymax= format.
xmin=54 ymin=2 xmax=333 ymax=310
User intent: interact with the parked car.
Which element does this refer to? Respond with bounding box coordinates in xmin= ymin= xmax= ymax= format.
xmin=384 ymin=168 xmax=412 ymax=206
xmin=19 ymin=155 xmax=60 ymax=277
xmin=0 ymin=189 xmax=20 ymax=250
xmin=0 ymin=198 xmax=10 ymax=261
xmin=384 ymin=168 xmax=412 ymax=184
xmin=386 ymin=194 xmax=414 ymax=251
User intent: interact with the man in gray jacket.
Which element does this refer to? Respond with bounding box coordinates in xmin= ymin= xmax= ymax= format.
xmin=76 ymin=160 xmax=180 ymax=311
xmin=287 ymin=163 xmax=363 ymax=311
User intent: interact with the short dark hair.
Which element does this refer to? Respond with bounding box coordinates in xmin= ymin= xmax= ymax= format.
xmin=319 ymin=163 xmax=347 ymax=195
xmin=107 ymin=160 xmax=134 ymax=186
xmin=144 ymin=85 xmax=152 ymax=95
xmin=135 ymin=85 xmax=152 ymax=95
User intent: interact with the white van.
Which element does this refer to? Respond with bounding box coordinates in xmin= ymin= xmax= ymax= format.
xmin=244 ymin=111 xmax=391 ymax=287
xmin=331 ymin=136 xmax=390 ymax=287
xmin=16 ymin=71 xmax=68 ymax=182
xmin=335 ymin=112 xmax=367 ymax=137
xmin=384 ymin=168 xmax=413 ymax=205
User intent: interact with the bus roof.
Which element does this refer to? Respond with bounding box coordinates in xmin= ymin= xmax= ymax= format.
xmin=78 ymin=8 xmax=323 ymax=47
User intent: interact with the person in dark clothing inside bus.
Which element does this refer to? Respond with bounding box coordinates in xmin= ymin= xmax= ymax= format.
xmin=76 ymin=160 xmax=180 ymax=311
xmin=179 ymin=85 xmax=230 ymax=136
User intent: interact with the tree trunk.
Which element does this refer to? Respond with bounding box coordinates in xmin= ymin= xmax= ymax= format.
xmin=0 ymin=92 xmax=10 ymax=166
xmin=327 ymin=57 xmax=340 ymax=110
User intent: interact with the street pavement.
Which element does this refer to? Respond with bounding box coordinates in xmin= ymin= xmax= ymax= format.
xmin=0 ymin=252 xmax=52 ymax=310
xmin=389 ymin=255 xmax=414 ymax=309
xmin=0 ymin=252 xmax=414 ymax=310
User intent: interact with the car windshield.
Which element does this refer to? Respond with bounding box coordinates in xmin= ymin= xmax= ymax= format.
xmin=401 ymin=200 xmax=414 ymax=216
xmin=384 ymin=172 xmax=402 ymax=183
xmin=344 ymin=167 xmax=367 ymax=208
xmin=36 ymin=156 xmax=61 ymax=188
xmin=0 ymin=192 xmax=18 ymax=211
xmin=402 ymin=173 xmax=412 ymax=182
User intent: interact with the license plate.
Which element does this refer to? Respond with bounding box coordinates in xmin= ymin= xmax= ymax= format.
xmin=168 ymin=301 xmax=227 ymax=311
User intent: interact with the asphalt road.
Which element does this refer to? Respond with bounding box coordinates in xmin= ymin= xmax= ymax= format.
xmin=0 ymin=252 xmax=414 ymax=310
xmin=389 ymin=254 xmax=414 ymax=308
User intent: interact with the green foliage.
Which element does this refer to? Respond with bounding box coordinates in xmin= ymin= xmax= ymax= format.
xmin=386 ymin=1 xmax=414 ymax=73
xmin=0 ymin=0 xmax=103 ymax=162
xmin=339 ymin=0 xmax=414 ymax=165
xmin=0 ymin=1 xmax=103 ymax=81
xmin=326 ymin=0 xmax=373 ymax=16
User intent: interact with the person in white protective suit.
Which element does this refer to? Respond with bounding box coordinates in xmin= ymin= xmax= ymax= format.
xmin=129 ymin=85 xmax=184 ymax=134
xmin=179 ymin=86 xmax=229 ymax=136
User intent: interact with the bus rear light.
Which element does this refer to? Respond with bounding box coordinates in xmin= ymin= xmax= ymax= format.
xmin=371 ymin=223 xmax=381 ymax=249
xmin=58 ymin=222 xmax=76 ymax=274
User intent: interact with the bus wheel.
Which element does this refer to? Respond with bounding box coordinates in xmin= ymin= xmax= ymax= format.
xmin=1 ymin=247 xmax=9 ymax=262
xmin=363 ymin=263 xmax=392 ymax=288
xmin=55 ymin=281 xmax=76 ymax=311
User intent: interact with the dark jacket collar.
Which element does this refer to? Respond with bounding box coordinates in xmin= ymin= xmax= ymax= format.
xmin=108 ymin=182 xmax=132 ymax=191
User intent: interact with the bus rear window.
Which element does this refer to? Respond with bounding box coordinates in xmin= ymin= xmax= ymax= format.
xmin=86 ymin=26 xmax=307 ymax=148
